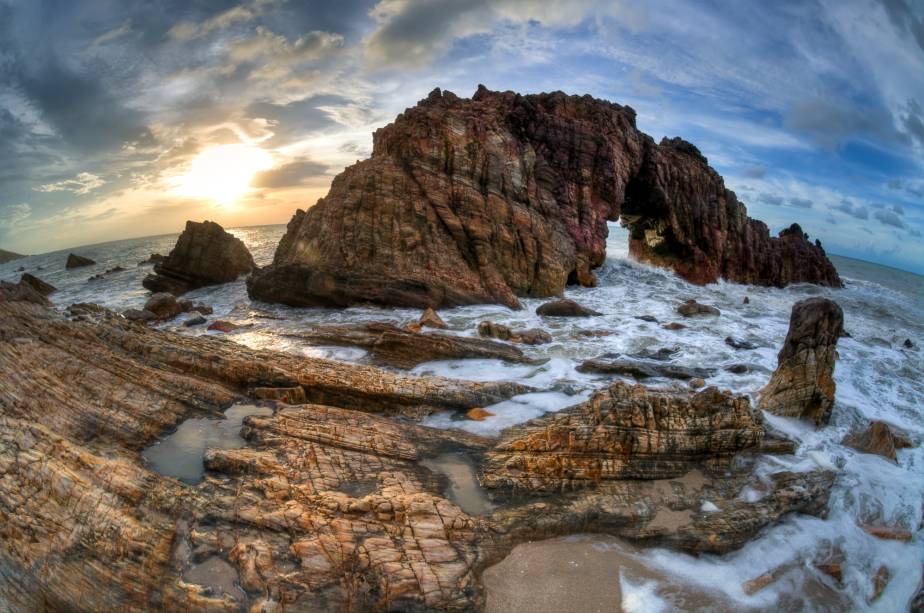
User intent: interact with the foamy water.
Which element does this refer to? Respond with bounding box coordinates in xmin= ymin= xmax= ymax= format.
xmin=3 ymin=223 xmax=922 ymax=611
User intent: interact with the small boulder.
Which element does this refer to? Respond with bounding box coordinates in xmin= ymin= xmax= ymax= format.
xmin=208 ymin=320 xmax=241 ymax=333
xmin=466 ymin=407 xmax=495 ymax=421
xmin=662 ymin=322 xmax=686 ymax=330
xmin=635 ymin=315 xmax=658 ymax=323
xmin=65 ymin=253 xmax=95 ymax=269
xmin=843 ymin=421 xmax=912 ymax=462
xmin=725 ymin=336 xmax=756 ymax=350
xmin=144 ymin=293 xmax=183 ymax=319
xmin=904 ymin=338 xmax=915 ymax=349
xmin=19 ymin=273 xmax=56 ymax=296
xmin=727 ymin=364 xmax=749 ymax=374
xmin=419 ymin=307 xmax=447 ymax=329
xmin=536 ymin=298 xmax=601 ymax=317
xmin=743 ymin=296 xmax=750 ymax=304
xmin=192 ymin=303 xmax=213 ymax=315
xmin=478 ymin=321 xmax=552 ymax=345
xmin=123 ymin=308 xmax=156 ymax=322
xmin=677 ymin=299 xmax=720 ymax=317
xmin=689 ymin=378 xmax=706 ymax=389
xmin=183 ymin=315 xmax=207 ymax=327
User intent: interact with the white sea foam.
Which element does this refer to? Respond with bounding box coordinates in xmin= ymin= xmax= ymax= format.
xmin=3 ymin=221 xmax=922 ymax=610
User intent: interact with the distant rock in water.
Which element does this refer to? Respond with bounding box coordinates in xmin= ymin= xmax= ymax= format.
xmin=65 ymin=253 xmax=95 ymax=269
xmin=138 ymin=253 xmax=165 ymax=266
xmin=143 ymin=220 xmax=255 ymax=295
xmin=248 ymin=86 xmax=840 ymax=309
xmin=759 ymin=297 xmax=843 ymax=425
xmin=19 ymin=273 xmax=56 ymax=296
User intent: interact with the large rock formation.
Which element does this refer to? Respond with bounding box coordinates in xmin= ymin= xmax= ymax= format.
xmin=143 ymin=220 xmax=255 ymax=295
xmin=759 ymin=297 xmax=843 ymax=424
xmin=248 ymin=86 xmax=840 ymax=309
xmin=0 ymin=292 xmax=838 ymax=611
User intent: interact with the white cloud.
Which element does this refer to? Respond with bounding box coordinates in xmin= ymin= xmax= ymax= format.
xmin=0 ymin=203 xmax=31 ymax=229
xmin=35 ymin=173 xmax=106 ymax=195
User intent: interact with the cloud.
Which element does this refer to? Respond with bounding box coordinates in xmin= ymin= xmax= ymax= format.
xmin=741 ymin=165 xmax=767 ymax=179
xmin=833 ymin=199 xmax=869 ymax=219
xmin=0 ymin=203 xmax=31 ymax=229
xmin=89 ymin=21 xmax=132 ymax=47
xmin=35 ymin=173 xmax=106 ymax=195
xmin=901 ymin=98 xmax=924 ymax=146
xmin=252 ymin=159 xmax=329 ymax=188
xmin=873 ymin=207 xmax=906 ymax=228
xmin=789 ymin=197 xmax=813 ymax=208
xmin=168 ymin=4 xmax=258 ymax=41
xmin=783 ymin=97 xmax=905 ymax=149
xmin=758 ymin=192 xmax=783 ymax=206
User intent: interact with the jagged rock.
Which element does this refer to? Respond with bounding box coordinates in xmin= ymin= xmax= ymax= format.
xmin=477 ymin=321 xmax=552 ymax=345
xmin=677 ymin=299 xmax=720 ymax=317
xmin=843 ymin=421 xmax=912 ymax=462
xmin=138 ymin=253 xmax=165 ymax=266
xmin=143 ymin=220 xmax=255 ymax=295
xmin=536 ymin=299 xmax=601 ymax=317
xmin=88 ymin=266 xmax=126 ymax=281
xmin=0 ymin=280 xmax=50 ymax=305
xmin=725 ymin=336 xmax=756 ymax=350
xmin=19 ymin=273 xmax=56 ymax=296
xmin=290 ymin=322 xmax=537 ymax=369
xmin=577 ymin=355 xmax=714 ymax=380
xmin=419 ymin=307 xmax=447 ymax=329
xmin=65 ymin=253 xmax=95 ymax=268
xmin=759 ymin=298 xmax=843 ymax=425
xmin=247 ymin=87 xmax=839 ymax=309
xmin=483 ymin=381 xmax=764 ymax=490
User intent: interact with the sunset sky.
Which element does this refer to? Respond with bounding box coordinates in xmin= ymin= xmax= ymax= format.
xmin=1 ymin=0 xmax=922 ymax=272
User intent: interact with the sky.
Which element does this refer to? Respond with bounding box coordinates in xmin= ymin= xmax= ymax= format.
xmin=0 ymin=0 xmax=922 ymax=273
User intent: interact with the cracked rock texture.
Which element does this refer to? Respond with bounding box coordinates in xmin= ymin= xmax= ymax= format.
xmin=0 ymin=297 xmax=836 ymax=611
xmin=759 ymin=297 xmax=844 ymax=425
xmin=248 ymin=86 xmax=840 ymax=309
xmin=143 ymin=220 xmax=255 ymax=295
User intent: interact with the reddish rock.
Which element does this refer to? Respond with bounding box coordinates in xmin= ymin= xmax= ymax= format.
xmin=419 ymin=307 xmax=447 ymax=329
xmin=466 ymin=407 xmax=495 ymax=421
xmin=859 ymin=524 xmax=913 ymax=542
xmin=536 ymin=299 xmax=601 ymax=317
xmin=759 ymin=298 xmax=843 ymax=425
xmin=677 ymin=299 xmax=720 ymax=317
xmin=143 ymin=220 xmax=255 ymax=295
xmin=208 ymin=320 xmax=241 ymax=333
xmin=662 ymin=322 xmax=686 ymax=330
xmin=843 ymin=421 xmax=911 ymax=462
xmin=247 ymin=87 xmax=840 ymax=309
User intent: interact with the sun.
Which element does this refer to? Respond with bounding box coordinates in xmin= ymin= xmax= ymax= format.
xmin=173 ymin=144 xmax=273 ymax=205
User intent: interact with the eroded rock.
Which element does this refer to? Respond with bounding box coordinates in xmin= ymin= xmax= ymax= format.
xmin=143 ymin=220 xmax=255 ymax=295
xmin=477 ymin=321 xmax=552 ymax=345
xmin=759 ymin=297 xmax=843 ymax=425
xmin=677 ymin=300 xmax=720 ymax=317
xmin=19 ymin=273 xmax=56 ymax=296
xmin=843 ymin=421 xmax=913 ymax=462
xmin=248 ymin=87 xmax=839 ymax=309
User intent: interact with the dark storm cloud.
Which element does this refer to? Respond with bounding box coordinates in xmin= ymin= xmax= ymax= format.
xmin=789 ymin=197 xmax=813 ymax=209
xmin=901 ymin=99 xmax=924 ymax=146
xmin=879 ymin=0 xmax=924 ymax=53
xmin=783 ymin=97 xmax=907 ymax=149
xmin=252 ymin=159 xmax=329 ymax=188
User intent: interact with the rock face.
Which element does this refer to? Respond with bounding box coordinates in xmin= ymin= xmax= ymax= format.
xmin=65 ymin=253 xmax=95 ymax=268
xmin=484 ymin=382 xmax=764 ymax=490
xmin=759 ymin=298 xmax=843 ymax=424
xmin=143 ymin=220 xmax=255 ymax=295
xmin=0 ymin=298 xmax=837 ymax=610
xmin=248 ymin=86 xmax=840 ymax=309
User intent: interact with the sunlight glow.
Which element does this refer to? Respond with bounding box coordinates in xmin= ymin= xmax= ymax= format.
xmin=173 ymin=144 xmax=273 ymax=205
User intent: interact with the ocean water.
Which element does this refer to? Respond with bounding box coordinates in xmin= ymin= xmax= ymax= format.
xmin=2 ymin=223 xmax=922 ymax=611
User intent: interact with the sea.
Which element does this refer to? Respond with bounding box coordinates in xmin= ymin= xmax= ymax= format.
xmin=2 ymin=222 xmax=922 ymax=612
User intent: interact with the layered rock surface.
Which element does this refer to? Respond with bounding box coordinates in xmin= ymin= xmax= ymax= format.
xmin=143 ymin=220 xmax=255 ymax=295
xmin=0 ymin=296 xmax=838 ymax=611
xmin=249 ymin=86 xmax=840 ymax=309
xmin=759 ymin=297 xmax=844 ymax=424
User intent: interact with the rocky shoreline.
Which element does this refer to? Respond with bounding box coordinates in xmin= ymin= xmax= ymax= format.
xmin=3 ymin=279 xmax=892 ymax=611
